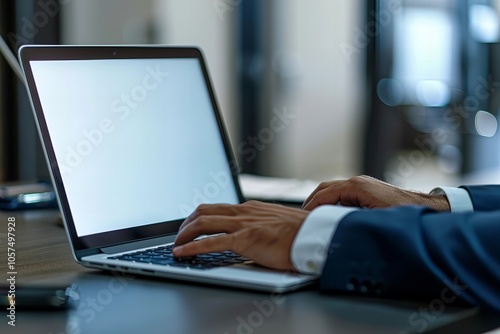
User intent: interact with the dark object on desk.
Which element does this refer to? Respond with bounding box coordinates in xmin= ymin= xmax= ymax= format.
xmin=0 ymin=181 xmax=58 ymax=210
xmin=0 ymin=284 xmax=78 ymax=310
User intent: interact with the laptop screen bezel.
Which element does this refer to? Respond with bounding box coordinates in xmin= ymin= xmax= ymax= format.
xmin=19 ymin=45 xmax=244 ymax=255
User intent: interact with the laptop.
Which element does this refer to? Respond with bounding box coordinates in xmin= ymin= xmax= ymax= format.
xmin=19 ymin=45 xmax=316 ymax=292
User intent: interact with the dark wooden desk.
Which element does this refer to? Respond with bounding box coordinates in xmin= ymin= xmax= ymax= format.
xmin=0 ymin=210 xmax=497 ymax=334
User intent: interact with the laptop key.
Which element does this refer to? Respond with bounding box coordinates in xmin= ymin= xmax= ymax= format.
xmin=127 ymin=252 xmax=142 ymax=257
xmin=208 ymin=261 xmax=232 ymax=267
xmin=224 ymin=253 xmax=243 ymax=258
xmin=194 ymin=254 xmax=217 ymax=259
xmin=134 ymin=259 xmax=152 ymax=263
xmin=223 ymin=259 xmax=245 ymax=264
xmin=155 ymin=250 xmax=173 ymax=254
xmin=205 ymin=253 xmax=226 ymax=257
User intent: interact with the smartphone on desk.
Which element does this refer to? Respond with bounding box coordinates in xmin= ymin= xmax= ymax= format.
xmin=0 ymin=181 xmax=58 ymax=210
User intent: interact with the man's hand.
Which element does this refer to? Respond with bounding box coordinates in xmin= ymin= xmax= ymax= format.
xmin=173 ymin=201 xmax=309 ymax=271
xmin=302 ymin=175 xmax=450 ymax=212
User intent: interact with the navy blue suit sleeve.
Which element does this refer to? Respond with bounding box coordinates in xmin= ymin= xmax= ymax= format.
xmin=460 ymin=185 xmax=500 ymax=211
xmin=320 ymin=206 xmax=500 ymax=312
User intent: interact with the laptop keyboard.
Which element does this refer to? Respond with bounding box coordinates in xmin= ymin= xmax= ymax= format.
xmin=107 ymin=244 xmax=250 ymax=270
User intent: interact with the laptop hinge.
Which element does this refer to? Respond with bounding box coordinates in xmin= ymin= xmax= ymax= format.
xmin=100 ymin=235 xmax=176 ymax=254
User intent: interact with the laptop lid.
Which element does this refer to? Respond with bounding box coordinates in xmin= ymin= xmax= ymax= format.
xmin=19 ymin=45 xmax=244 ymax=259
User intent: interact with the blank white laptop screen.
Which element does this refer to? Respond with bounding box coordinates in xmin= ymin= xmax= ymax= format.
xmin=30 ymin=58 xmax=239 ymax=237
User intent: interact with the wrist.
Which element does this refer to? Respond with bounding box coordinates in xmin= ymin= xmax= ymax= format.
xmin=417 ymin=193 xmax=451 ymax=212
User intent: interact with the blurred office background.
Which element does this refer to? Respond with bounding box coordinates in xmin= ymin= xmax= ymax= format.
xmin=1 ymin=0 xmax=500 ymax=191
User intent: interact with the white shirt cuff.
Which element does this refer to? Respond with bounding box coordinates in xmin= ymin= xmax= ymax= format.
xmin=430 ymin=187 xmax=474 ymax=212
xmin=291 ymin=205 xmax=359 ymax=275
